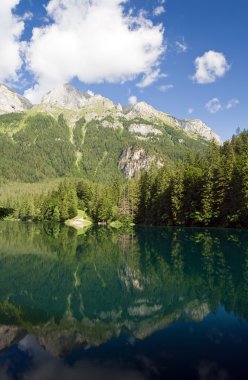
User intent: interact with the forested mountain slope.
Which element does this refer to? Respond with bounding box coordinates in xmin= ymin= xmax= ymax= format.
xmin=0 ymin=83 xmax=221 ymax=183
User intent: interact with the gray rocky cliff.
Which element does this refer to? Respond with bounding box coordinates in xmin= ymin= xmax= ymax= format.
xmin=42 ymin=83 xmax=90 ymax=110
xmin=119 ymin=147 xmax=163 ymax=178
xmin=0 ymin=84 xmax=32 ymax=114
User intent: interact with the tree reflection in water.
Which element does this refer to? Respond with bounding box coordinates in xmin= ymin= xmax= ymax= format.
xmin=0 ymin=222 xmax=248 ymax=379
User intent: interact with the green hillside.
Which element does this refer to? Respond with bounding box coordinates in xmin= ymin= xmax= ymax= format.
xmin=0 ymin=110 xmax=208 ymax=183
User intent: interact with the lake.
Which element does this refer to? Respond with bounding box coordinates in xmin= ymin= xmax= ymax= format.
xmin=0 ymin=221 xmax=248 ymax=379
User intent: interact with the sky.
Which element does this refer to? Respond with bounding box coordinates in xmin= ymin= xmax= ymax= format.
xmin=0 ymin=0 xmax=247 ymax=140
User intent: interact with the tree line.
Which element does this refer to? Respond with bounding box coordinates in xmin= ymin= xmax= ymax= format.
xmin=2 ymin=130 xmax=248 ymax=228
xmin=136 ymin=130 xmax=248 ymax=227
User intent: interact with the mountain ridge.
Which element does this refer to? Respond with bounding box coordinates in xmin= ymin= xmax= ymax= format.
xmin=0 ymin=83 xmax=221 ymax=144
xmin=0 ymin=83 xmax=221 ymax=182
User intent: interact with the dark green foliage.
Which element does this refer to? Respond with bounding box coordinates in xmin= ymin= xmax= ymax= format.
xmin=42 ymin=180 xmax=78 ymax=222
xmin=77 ymin=179 xmax=124 ymax=223
xmin=79 ymin=121 xmax=132 ymax=182
xmin=78 ymin=117 xmax=207 ymax=183
xmin=0 ymin=112 xmax=24 ymax=129
xmin=0 ymin=207 xmax=14 ymax=219
xmin=0 ymin=110 xmax=208 ymax=183
xmin=2 ymin=125 xmax=248 ymax=227
xmin=135 ymin=130 xmax=248 ymax=228
xmin=73 ymin=117 xmax=86 ymax=150
xmin=0 ymin=113 xmax=76 ymax=182
xmin=2 ymin=180 xmax=78 ymax=222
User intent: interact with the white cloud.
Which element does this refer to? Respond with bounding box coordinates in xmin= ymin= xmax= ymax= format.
xmin=22 ymin=11 xmax=33 ymax=21
xmin=153 ymin=6 xmax=165 ymax=16
xmin=0 ymin=0 xmax=24 ymax=82
xmin=205 ymin=97 xmax=239 ymax=113
xmin=137 ymin=69 xmax=166 ymax=88
xmin=128 ymin=95 xmax=138 ymax=105
xmin=158 ymin=84 xmax=173 ymax=92
xmin=87 ymin=90 xmax=94 ymax=97
xmin=192 ymin=51 xmax=230 ymax=84
xmin=187 ymin=107 xmax=194 ymax=115
xmin=205 ymin=98 xmax=222 ymax=113
xmin=226 ymin=98 xmax=239 ymax=109
xmin=175 ymin=38 xmax=188 ymax=54
xmin=24 ymin=0 xmax=165 ymax=103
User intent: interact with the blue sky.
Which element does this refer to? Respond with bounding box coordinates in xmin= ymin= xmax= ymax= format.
xmin=1 ymin=0 xmax=247 ymax=140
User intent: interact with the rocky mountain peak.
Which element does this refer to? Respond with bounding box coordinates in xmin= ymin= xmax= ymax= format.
xmin=0 ymin=84 xmax=32 ymax=115
xmin=86 ymin=93 xmax=115 ymax=110
xmin=179 ymin=118 xmax=222 ymax=144
xmin=0 ymin=82 xmax=222 ymax=144
xmin=41 ymin=83 xmax=116 ymax=112
xmin=42 ymin=83 xmax=89 ymax=110
xmin=128 ymin=101 xmax=160 ymax=118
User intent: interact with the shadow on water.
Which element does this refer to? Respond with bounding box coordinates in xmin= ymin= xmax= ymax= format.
xmin=1 ymin=222 xmax=248 ymax=379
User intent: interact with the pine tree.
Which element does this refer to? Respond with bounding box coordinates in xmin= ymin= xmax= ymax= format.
xmin=52 ymin=206 xmax=61 ymax=222
xmin=199 ymin=166 xmax=214 ymax=225
xmin=240 ymin=157 xmax=248 ymax=226
xmin=76 ymin=180 xmax=93 ymax=211
xmin=183 ymin=165 xmax=203 ymax=225
xmin=136 ymin=171 xmax=151 ymax=224
xmin=26 ymin=198 xmax=35 ymax=221
xmin=222 ymin=141 xmax=235 ymax=222
xmin=170 ymin=166 xmax=185 ymax=225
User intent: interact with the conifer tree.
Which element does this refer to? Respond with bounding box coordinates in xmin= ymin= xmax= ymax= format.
xmin=136 ymin=171 xmax=153 ymax=224
xmin=240 ymin=157 xmax=248 ymax=226
xmin=170 ymin=165 xmax=185 ymax=225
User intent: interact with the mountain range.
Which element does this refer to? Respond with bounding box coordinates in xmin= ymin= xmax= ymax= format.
xmin=0 ymin=83 xmax=221 ymax=182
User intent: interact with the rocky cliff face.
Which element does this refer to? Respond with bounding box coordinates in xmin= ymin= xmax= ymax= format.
xmin=119 ymin=147 xmax=163 ymax=178
xmin=178 ymin=119 xmax=221 ymax=144
xmin=125 ymin=101 xmax=221 ymax=144
xmin=0 ymin=84 xmax=32 ymax=114
xmin=129 ymin=123 xmax=163 ymax=135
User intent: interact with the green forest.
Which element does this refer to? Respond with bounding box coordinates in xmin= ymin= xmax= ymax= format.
xmin=1 ymin=129 xmax=248 ymax=228
xmin=0 ymin=111 xmax=207 ymax=183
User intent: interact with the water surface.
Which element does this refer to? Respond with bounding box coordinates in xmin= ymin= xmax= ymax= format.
xmin=0 ymin=222 xmax=248 ymax=379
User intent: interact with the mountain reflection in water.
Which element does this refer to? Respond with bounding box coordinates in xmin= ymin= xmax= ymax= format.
xmin=0 ymin=222 xmax=248 ymax=379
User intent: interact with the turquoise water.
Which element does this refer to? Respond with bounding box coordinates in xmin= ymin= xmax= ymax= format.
xmin=0 ymin=222 xmax=248 ymax=379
